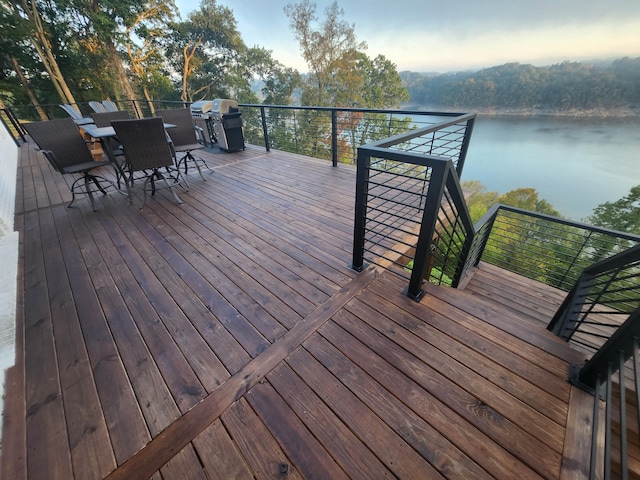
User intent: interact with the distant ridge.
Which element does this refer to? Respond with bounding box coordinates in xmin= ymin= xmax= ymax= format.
xmin=400 ymin=57 xmax=640 ymax=116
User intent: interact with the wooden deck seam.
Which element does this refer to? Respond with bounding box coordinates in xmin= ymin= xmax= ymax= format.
xmin=104 ymin=267 xmax=378 ymax=480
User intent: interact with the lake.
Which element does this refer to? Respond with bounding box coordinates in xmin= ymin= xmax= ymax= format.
xmin=459 ymin=115 xmax=640 ymax=221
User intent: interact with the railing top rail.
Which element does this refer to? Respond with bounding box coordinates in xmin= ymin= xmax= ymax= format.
xmin=358 ymin=145 xmax=452 ymax=167
xmin=239 ymin=103 xmax=468 ymax=117
xmin=582 ymin=242 xmax=640 ymax=275
xmin=364 ymin=112 xmax=477 ymax=150
xmin=485 ymin=204 xmax=640 ymax=243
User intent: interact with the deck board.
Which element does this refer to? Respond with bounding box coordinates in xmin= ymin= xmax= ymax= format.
xmin=2 ymin=138 xmax=596 ymax=480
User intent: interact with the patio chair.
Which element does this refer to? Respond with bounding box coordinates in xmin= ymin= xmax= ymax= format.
xmin=91 ymin=110 xmax=131 ymax=127
xmin=59 ymin=104 xmax=83 ymax=120
xmin=111 ymin=117 xmax=185 ymax=207
xmin=157 ymin=108 xmax=212 ymax=180
xmin=88 ymin=101 xmax=108 ymax=113
xmin=102 ymin=99 xmax=119 ymax=112
xmin=23 ymin=117 xmax=115 ymax=211
xmin=59 ymin=104 xmax=94 ymax=126
xmin=90 ymin=110 xmax=132 ymax=187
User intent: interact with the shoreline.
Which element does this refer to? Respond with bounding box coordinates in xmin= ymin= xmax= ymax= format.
xmin=404 ymin=105 xmax=640 ymax=118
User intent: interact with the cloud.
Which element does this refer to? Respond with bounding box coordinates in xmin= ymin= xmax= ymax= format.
xmin=175 ymin=0 xmax=640 ymax=72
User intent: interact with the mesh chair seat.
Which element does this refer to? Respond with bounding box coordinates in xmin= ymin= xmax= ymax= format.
xmin=111 ymin=117 xmax=186 ymax=207
xmin=157 ymin=108 xmax=212 ymax=180
xmin=173 ymin=142 xmax=204 ymax=152
xmin=23 ymin=117 xmax=116 ymax=211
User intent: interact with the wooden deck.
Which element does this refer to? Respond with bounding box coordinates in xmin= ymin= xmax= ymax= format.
xmin=2 ymin=139 xmax=594 ymax=479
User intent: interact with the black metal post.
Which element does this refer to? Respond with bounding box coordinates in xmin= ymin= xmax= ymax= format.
xmin=351 ymin=148 xmax=370 ymax=272
xmin=0 ymin=112 xmax=20 ymax=146
xmin=331 ymin=109 xmax=338 ymax=167
xmin=406 ymin=161 xmax=448 ymax=301
xmin=456 ymin=116 xmax=475 ymax=177
xmin=260 ymin=106 xmax=270 ymax=152
xmin=573 ymin=308 xmax=640 ymax=390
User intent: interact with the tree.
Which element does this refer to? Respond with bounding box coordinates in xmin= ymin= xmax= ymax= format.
xmin=166 ymin=0 xmax=245 ymax=102
xmin=284 ymin=0 xmax=366 ymax=106
xmin=462 ymin=180 xmax=500 ymax=223
xmin=587 ymin=185 xmax=640 ymax=235
xmin=260 ymin=64 xmax=301 ymax=105
xmin=123 ymin=1 xmax=176 ymax=113
xmin=284 ymin=1 xmax=409 ymax=163
xmin=497 ymin=188 xmax=560 ymax=216
xmin=68 ymin=0 xmax=179 ymax=104
xmin=1 ymin=0 xmax=78 ymax=106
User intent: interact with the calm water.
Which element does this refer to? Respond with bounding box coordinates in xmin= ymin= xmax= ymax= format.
xmin=460 ymin=115 xmax=640 ymax=221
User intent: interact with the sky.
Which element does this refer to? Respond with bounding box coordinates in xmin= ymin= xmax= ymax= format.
xmin=173 ymin=0 xmax=640 ymax=73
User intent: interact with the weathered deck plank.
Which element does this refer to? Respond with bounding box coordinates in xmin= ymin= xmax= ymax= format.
xmin=3 ymin=139 xmax=595 ymax=480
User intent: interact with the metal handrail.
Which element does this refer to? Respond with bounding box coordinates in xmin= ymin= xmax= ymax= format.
xmin=548 ymin=244 xmax=640 ymax=352
xmin=351 ymin=114 xmax=477 ymax=300
xmin=0 ymin=108 xmax=26 ymax=144
xmin=544 ymin=245 xmax=640 ymax=479
xmin=12 ymin=99 xmax=473 ymax=167
xmin=457 ymin=204 xmax=640 ymax=291
xmin=238 ymin=104 xmax=473 ymax=167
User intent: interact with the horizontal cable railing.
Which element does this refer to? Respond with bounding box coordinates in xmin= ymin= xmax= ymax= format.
xmin=351 ymin=114 xmax=476 ymax=300
xmin=549 ymin=244 xmax=640 ymax=358
xmin=546 ymin=245 xmax=640 ymax=479
xmin=458 ymin=204 xmax=640 ymax=292
xmin=13 ymin=100 xmax=473 ymax=167
xmin=237 ymin=105 xmax=473 ymax=166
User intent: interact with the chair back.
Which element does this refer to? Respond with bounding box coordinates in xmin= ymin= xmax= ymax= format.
xmin=59 ymin=104 xmax=83 ymax=120
xmin=111 ymin=118 xmax=174 ymax=172
xmin=91 ymin=110 xmax=131 ymax=127
xmin=102 ymin=100 xmax=119 ymax=112
xmin=89 ymin=101 xmax=108 ymax=113
xmin=156 ymin=108 xmax=199 ymax=147
xmin=24 ymin=118 xmax=96 ymax=173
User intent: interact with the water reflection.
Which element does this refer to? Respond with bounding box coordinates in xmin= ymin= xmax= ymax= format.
xmin=462 ymin=115 xmax=640 ymax=221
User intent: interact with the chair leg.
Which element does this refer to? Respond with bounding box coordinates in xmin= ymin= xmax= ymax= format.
xmin=83 ymin=174 xmax=98 ymax=211
xmin=156 ymin=169 xmax=183 ymax=204
xmin=90 ymin=175 xmax=109 ymax=195
xmin=137 ymin=170 xmax=183 ymax=208
xmin=188 ymin=152 xmax=212 ymax=181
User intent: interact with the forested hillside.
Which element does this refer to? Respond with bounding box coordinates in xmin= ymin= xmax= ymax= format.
xmin=401 ymin=58 xmax=640 ymax=113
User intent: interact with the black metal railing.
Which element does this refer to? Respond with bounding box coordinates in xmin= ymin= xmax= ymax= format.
xmin=351 ymin=114 xmax=476 ymax=300
xmin=549 ymin=244 xmax=640 ymax=360
xmin=1 ymin=108 xmax=27 ymax=144
xmin=230 ymin=105 xmax=475 ymax=166
xmin=12 ymin=99 xmax=474 ymax=167
xmin=547 ymin=245 xmax=640 ymax=479
xmin=458 ymin=205 xmax=640 ymax=292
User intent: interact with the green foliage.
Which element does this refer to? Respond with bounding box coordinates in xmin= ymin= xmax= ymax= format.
xmin=401 ymin=59 xmax=640 ymax=111
xmin=461 ymin=180 xmax=499 ymax=223
xmin=462 ymin=181 xmax=560 ymax=222
xmin=587 ymin=185 xmax=640 ymax=235
xmin=284 ymin=0 xmax=407 ymax=109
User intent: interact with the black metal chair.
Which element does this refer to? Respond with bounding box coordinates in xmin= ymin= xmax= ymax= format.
xmin=91 ymin=110 xmax=131 ymax=127
xmin=157 ymin=108 xmax=211 ymax=180
xmin=23 ymin=117 xmax=115 ymax=211
xmin=111 ymin=117 xmax=185 ymax=207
